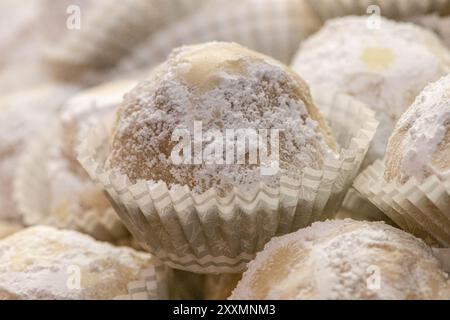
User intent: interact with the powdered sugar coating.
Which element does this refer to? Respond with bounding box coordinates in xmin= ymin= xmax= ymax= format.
xmin=292 ymin=16 xmax=450 ymax=165
xmin=108 ymin=42 xmax=337 ymax=195
xmin=230 ymin=219 xmax=450 ymax=300
xmin=0 ymin=226 xmax=152 ymax=300
xmin=384 ymin=74 xmax=450 ymax=183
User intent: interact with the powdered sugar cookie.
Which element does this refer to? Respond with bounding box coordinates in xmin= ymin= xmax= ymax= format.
xmin=230 ymin=219 xmax=450 ymax=300
xmin=78 ymin=42 xmax=377 ymax=272
xmin=0 ymin=226 xmax=163 ymax=300
xmin=385 ymin=73 xmax=450 ymax=183
xmin=292 ymin=16 xmax=450 ymax=166
xmin=353 ymin=75 xmax=450 ymax=247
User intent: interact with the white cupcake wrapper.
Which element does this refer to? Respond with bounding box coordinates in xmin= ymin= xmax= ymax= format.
xmin=306 ymin=0 xmax=450 ymax=21
xmin=114 ymin=262 xmax=170 ymax=300
xmin=340 ymin=187 xmax=393 ymax=222
xmin=14 ymin=121 xmax=129 ymax=242
xmin=77 ymin=90 xmax=377 ymax=273
xmin=354 ymin=160 xmax=450 ymax=247
xmin=117 ymin=0 xmax=322 ymax=75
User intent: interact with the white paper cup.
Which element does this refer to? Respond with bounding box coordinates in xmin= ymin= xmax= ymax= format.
xmin=339 ymin=188 xmax=394 ymax=223
xmin=77 ymin=90 xmax=378 ymax=273
xmin=354 ymin=160 xmax=450 ymax=247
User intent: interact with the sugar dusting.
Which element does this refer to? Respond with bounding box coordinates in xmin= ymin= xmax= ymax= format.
xmin=385 ymin=74 xmax=450 ymax=183
xmin=230 ymin=219 xmax=450 ymax=300
xmin=292 ymin=16 xmax=450 ymax=165
xmin=0 ymin=226 xmax=152 ymax=300
xmin=108 ymin=42 xmax=336 ymax=195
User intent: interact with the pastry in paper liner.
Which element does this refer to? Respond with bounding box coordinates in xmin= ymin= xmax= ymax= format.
xmin=306 ymin=0 xmax=450 ymax=21
xmin=354 ymin=159 xmax=450 ymax=247
xmin=116 ymin=0 xmax=322 ymax=75
xmin=76 ymin=90 xmax=377 ymax=273
xmin=43 ymin=0 xmax=207 ymax=83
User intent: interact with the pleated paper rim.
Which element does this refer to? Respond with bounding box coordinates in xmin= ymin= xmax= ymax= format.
xmin=354 ymin=160 xmax=450 ymax=247
xmin=341 ymin=187 xmax=392 ymax=222
xmin=114 ymin=262 xmax=170 ymax=300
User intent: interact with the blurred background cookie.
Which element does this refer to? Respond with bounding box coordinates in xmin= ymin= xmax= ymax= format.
xmin=0 ymin=226 xmax=155 ymax=300
xmin=0 ymin=84 xmax=78 ymax=223
xmin=14 ymin=79 xmax=142 ymax=245
xmin=44 ymin=0 xmax=208 ymax=84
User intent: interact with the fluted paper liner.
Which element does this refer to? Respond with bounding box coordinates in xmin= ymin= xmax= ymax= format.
xmin=354 ymin=160 xmax=450 ymax=247
xmin=114 ymin=262 xmax=170 ymax=300
xmin=77 ymin=91 xmax=378 ymax=273
xmin=14 ymin=121 xmax=129 ymax=242
xmin=340 ymin=187 xmax=392 ymax=223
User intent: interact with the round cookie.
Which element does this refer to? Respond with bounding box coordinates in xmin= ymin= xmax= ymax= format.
xmin=384 ymin=74 xmax=450 ymax=184
xmin=107 ymin=41 xmax=337 ymax=195
xmin=292 ymin=16 xmax=450 ymax=165
xmin=230 ymin=219 xmax=450 ymax=300
xmin=0 ymin=226 xmax=153 ymax=300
